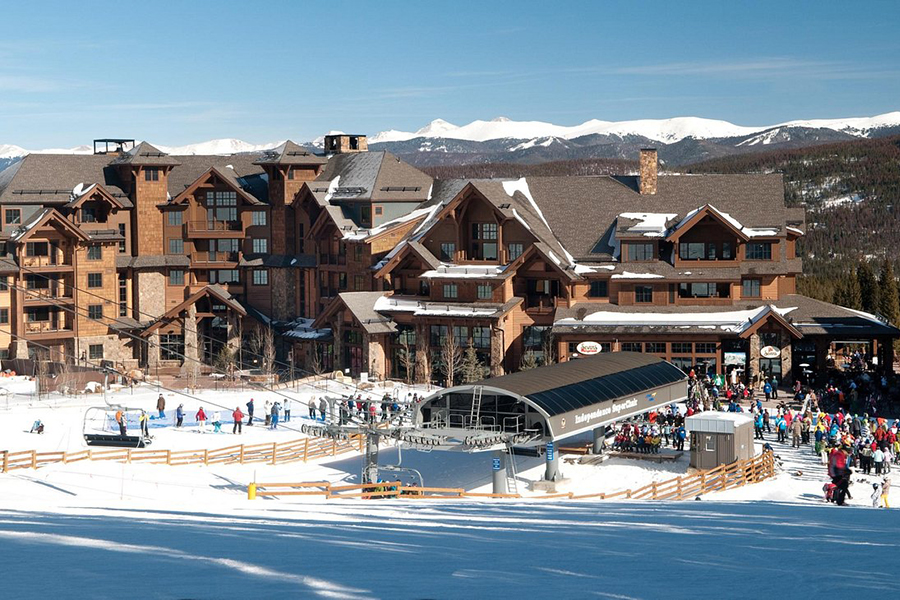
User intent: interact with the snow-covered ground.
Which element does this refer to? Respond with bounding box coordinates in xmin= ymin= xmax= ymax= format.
xmin=2 ymin=377 xmax=897 ymax=598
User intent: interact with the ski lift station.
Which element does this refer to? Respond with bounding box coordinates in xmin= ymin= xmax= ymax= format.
xmin=409 ymin=352 xmax=688 ymax=491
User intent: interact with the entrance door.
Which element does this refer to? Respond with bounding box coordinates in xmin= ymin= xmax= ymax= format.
xmin=759 ymin=357 xmax=782 ymax=380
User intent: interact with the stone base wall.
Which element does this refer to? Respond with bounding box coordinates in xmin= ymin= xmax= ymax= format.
xmin=135 ymin=270 xmax=166 ymax=320
xmin=74 ymin=334 xmax=138 ymax=368
xmin=269 ymin=268 xmax=295 ymax=321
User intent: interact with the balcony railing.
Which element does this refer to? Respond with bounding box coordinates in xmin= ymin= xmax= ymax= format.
xmin=23 ymin=287 xmax=75 ymax=302
xmin=524 ymin=295 xmax=555 ymax=312
xmin=21 ymin=256 xmax=73 ymax=268
xmin=24 ymin=320 xmax=73 ymax=335
xmin=191 ymin=251 xmax=239 ymax=264
xmin=318 ymin=254 xmax=346 ymax=266
xmin=186 ymin=220 xmax=244 ymax=237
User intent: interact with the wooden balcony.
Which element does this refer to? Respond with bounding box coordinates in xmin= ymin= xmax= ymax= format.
xmin=190 ymin=251 xmax=239 ymax=266
xmin=524 ymin=295 xmax=556 ymax=314
xmin=23 ymin=287 xmax=75 ymax=305
xmin=21 ymin=256 xmax=74 ymax=271
xmin=186 ymin=220 xmax=244 ymax=238
xmin=24 ymin=320 xmax=75 ymax=339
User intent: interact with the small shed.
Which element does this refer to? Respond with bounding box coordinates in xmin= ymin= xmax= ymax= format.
xmin=685 ymin=412 xmax=754 ymax=470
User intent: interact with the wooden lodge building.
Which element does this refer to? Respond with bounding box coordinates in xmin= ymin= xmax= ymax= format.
xmin=0 ymin=137 xmax=896 ymax=384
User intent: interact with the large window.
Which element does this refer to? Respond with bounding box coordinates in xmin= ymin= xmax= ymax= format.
xmin=81 ymin=207 xmax=98 ymax=223
xmin=622 ymin=342 xmax=643 ymax=352
xmin=477 ymin=284 xmax=492 ymax=300
xmin=645 ymin=342 xmax=666 ymax=354
xmin=168 ymin=239 xmax=184 ymax=254
xmin=26 ymin=242 xmax=48 ymax=257
xmin=252 ymin=269 xmax=268 ymax=286
xmin=210 ymin=270 xmax=239 ymax=284
xmin=167 ymin=211 xmax=183 ymax=227
xmin=118 ymin=224 xmax=126 ymax=253
xmin=635 ymin=285 xmax=653 ymax=303
xmin=471 ymin=222 xmax=498 ymax=260
xmin=252 ymin=211 xmax=267 ymax=226
xmin=252 ymin=238 xmax=268 ymax=254
xmin=507 ymin=242 xmax=524 ymax=261
xmin=626 ymin=243 xmax=654 ymax=261
xmin=0 ymin=308 xmax=8 ymax=324
xmin=5 ymin=209 xmax=21 ymax=224
xmin=696 ymin=342 xmax=717 ymax=354
xmin=439 ymin=242 xmax=456 ymax=261
xmin=144 ymin=167 xmax=159 ymax=182
xmin=588 ymin=280 xmax=608 ymax=298
xmin=746 ymin=242 xmax=772 ymax=260
xmin=89 ymin=344 xmax=104 ymax=360
xmin=87 ymin=273 xmax=102 ymax=288
xmin=119 ymin=274 xmax=128 ymax=317
xmin=168 ymin=270 xmax=184 ymax=286
xmin=87 ymin=245 xmax=102 ymax=261
xmin=160 ymin=334 xmax=185 ymax=361
xmin=430 ymin=325 xmax=448 ymax=347
xmin=472 ymin=326 xmax=490 ymax=349
xmin=443 ymin=283 xmax=458 ymax=299
xmin=672 ymin=342 xmax=693 ymax=354
xmin=207 ymin=191 xmax=237 ymax=222
xmin=88 ymin=304 xmax=103 ymax=320
xmin=742 ymin=279 xmax=761 ymax=298
xmin=678 ymin=282 xmax=727 ymax=298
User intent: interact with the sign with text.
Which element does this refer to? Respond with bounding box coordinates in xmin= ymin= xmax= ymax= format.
xmin=576 ymin=341 xmax=602 ymax=355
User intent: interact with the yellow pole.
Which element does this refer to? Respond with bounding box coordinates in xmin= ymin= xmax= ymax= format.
xmin=248 ymin=482 xmax=257 ymax=500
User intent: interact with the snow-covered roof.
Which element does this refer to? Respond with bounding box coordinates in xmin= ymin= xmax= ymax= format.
xmin=554 ymin=305 xmax=797 ymax=334
xmin=373 ymin=295 xmax=504 ymax=318
xmin=617 ymin=212 xmax=678 ymax=237
xmin=686 ymin=411 xmax=753 ymax=433
xmin=669 ymin=204 xmax=780 ymax=240
xmin=420 ymin=264 xmax=507 ymax=279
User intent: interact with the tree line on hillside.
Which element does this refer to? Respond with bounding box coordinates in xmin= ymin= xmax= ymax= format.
xmin=422 ymin=157 xmax=636 ymax=180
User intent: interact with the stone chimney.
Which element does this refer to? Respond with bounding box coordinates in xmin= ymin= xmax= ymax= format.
xmin=639 ymin=148 xmax=658 ymax=195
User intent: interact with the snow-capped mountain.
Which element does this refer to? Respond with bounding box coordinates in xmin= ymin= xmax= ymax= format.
xmin=155 ymin=138 xmax=284 ymax=155
xmin=370 ymin=112 xmax=900 ymax=145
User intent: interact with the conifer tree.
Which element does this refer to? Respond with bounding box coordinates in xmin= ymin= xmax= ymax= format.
xmin=878 ymin=259 xmax=900 ymax=325
xmin=857 ymin=261 xmax=880 ymax=314
xmin=459 ymin=341 xmax=485 ymax=384
xmin=836 ymin=273 xmax=862 ymax=310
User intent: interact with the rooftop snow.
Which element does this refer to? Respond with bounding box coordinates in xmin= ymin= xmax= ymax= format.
xmin=421 ymin=264 xmax=506 ymax=279
xmin=555 ymin=305 xmax=797 ymax=334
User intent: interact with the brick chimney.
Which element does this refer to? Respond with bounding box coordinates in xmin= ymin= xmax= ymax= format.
xmin=639 ymin=148 xmax=658 ymax=195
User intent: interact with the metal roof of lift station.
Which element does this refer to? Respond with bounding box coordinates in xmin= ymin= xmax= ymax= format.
xmin=417 ymin=353 xmax=689 ymax=449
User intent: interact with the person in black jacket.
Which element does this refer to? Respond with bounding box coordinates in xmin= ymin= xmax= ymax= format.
xmin=246 ymin=398 xmax=255 ymax=426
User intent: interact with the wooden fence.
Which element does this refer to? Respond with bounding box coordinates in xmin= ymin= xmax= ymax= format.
xmin=1 ymin=433 xmax=365 ymax=473
xmin=249 ymin=451 xmax=777 ymax=502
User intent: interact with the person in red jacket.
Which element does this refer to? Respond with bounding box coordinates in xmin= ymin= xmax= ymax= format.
xmin=232 ymin=407 xmax=244 ymax=434
xmin=196 ymin=407 xmax=208 ymax=433
xmin=828 ymin=445 xmax=853 ymax=505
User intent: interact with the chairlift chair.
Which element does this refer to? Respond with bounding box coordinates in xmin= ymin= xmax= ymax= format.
xmin=82 ymin=406 xmax=152 ymax=448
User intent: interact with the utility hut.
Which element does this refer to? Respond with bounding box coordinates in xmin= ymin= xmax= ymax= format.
xmin=685 ymin=412 xmax=754 ymax=470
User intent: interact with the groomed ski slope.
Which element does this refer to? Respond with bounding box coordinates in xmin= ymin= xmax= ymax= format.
xmin=0 ymin=500 xmax=896 ymax=599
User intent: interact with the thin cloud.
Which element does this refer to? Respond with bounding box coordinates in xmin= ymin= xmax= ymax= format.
xmin=0 ymin=74 xmax=64 ymax=93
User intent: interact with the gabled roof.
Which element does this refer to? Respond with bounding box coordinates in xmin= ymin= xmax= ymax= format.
xmin=111 ymin=142 xmax=181 ymax=167
xmin=738 ymin=305 xmax=803 ymax=339
xmin=0 ymin=154 xmax=133 ymax=206
xmin=665 ymin=204 xmax=750 ymax=242
xmin=252 ymin=140 xmax=326 ymax=167
xmin=64 ymin=182 xmax=126 ymax=210
xmin=9 ymin=207 xmax=91 ymax=243
xmin=314 ymin=291 xmax=398 ymax=335
xmin=141 ymin=284 xmax=246 ymax=337
xmin=170 ymin=166 xmax=264 ymax=206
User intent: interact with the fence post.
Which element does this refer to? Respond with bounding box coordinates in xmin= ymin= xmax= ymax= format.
xmin=332 ymin=438 xmax=336 ymax=456
xmin=358 ymin=434 xmax=363 ymax=453
xmin=239 ymin=444 xmax=245 ymax=464
xmin=62 ymin=451 xmax=68 ymax=465
xmin=127 ymin=449 xmax=132 ymax=464
xmin=303 ymin=438 xmax=309 ymax=463
xmin=2 ymin=450 xmax=7 ymax=473
xmin=651 ymin=481 xmax=658 ymax=499
xmin=677 ymin=476 xmax=683 ymax=500
xmin=31 ymin=450 xmax=37 ymax=469
xmin=700 ymin=471 xmax=706 ymax=492
xmin=271 ymin=442 xmax=277 ymax=465
xmin=166 ymin=449 xmax=171 ymax=465
xmin=204 ymin=449 xmax=209 ymax=465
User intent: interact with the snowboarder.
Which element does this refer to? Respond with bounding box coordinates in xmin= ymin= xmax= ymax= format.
xmin=232 ymin=406 xmax=244 ymax=434
xmin=156 ymin=394 xmax=166 ymax=419
xmin=246 ymin=399 xmax=255 ymax=426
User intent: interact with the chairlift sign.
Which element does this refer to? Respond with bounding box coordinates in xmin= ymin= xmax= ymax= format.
xmin=576 ymin=341 xmax=602 ymax=355
xmin=760 ymin=346 xmax=780 ymax=359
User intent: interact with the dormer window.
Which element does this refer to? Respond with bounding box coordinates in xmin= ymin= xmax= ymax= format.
xmin=626 ymin=242 xmax=654 ymax=261
xmin=81 ymin=207 xmax=97 ymax=223
xmin=746 ymin=242 xmax=772 ymax=260
xmin=144 ymin=167 xmax=160 ymax=182
xmin=5 ymin=209 xmax=20 ymax=225
xmin=471 ymin=223 xmax=498 ymax=260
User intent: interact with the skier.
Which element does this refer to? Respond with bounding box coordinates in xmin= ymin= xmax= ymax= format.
xmin=232 ymin=406 xmax=244 ymax=434
xmin=271 ymin=401 xmax=280 ymax=430
xmin=872 ymin=481 xmax=883 ymax=508
xmin=246 ymin=398 xmax=255 ymax=426
xmin=196 ymin=406 xmax=207 ymax=433
xmin=115 ymin=409 xmax=127 ymax=436
xmin=156 ymin=394 xmax=166 ymax=419
xmin=318 ymin=397 xmax=327 ymax=421
xmin=283 ymin=397 xmax=291 ymax=422
xmin=176 ymin=404 xmax=185 ymax=428
xmin=212 ymin=411 xmax=222 ymax=433
xmin=881 ymin=476 xmax=891 ymax=508
xmin=308 ymin=398 xmax=317 ymax=419
xmin=264 ymin=400 xmax=272 ymax=427
xmin=676 ymin=424 xmax=686 ymax=451
xmin=139 ymin=410 xmax=150 ymax=439
xmin=828 ymin=445 xmax=853 ymax=506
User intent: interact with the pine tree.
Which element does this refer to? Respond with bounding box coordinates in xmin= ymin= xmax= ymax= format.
xmin=878 ymin=259 xmax=900 ymax=325
xmin=857 ymin=261 xmax=880 ymax=314
xmin=519 ymin=350 xmax=539 ymax=371
xmin=835 ymin=273 xmax=861 ymax=310
xmin=459 ymin=342 xmax=485 ymax=384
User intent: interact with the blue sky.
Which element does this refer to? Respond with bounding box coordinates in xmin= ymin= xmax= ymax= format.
xmin=2 ymin=0 xmax=899 ymax=148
